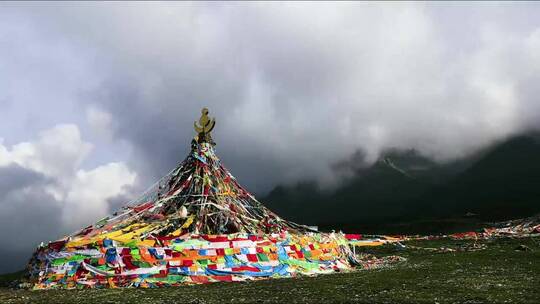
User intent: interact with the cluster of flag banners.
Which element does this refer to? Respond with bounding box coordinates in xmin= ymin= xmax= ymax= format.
xmin=27 ymin=129 xmax=357 ymax=289
xmin=29 ymin=231 xmax=353 ymax=289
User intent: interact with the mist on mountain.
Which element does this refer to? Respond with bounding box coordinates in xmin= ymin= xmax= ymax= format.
xmin=263 ymin=133 xmax=540 ymax=234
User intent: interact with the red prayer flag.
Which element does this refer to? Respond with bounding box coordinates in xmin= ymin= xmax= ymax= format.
xmin=246 ymin=254 xmax=258 ymax=262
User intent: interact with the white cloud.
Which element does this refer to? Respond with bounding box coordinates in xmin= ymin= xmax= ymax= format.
xmin=0 ymin=124 xmax=136 ymax=230
xmin=86 ymin=106 xmax=114 ymax=141
xmin=63 ymin=162 xmax=136 ymax=229
xmin=0 ymin=124 xmax=92 ymax=178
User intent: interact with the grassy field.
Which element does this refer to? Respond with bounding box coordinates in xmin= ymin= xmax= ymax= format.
xmin=1 ymin=237 xmax=539 ymax=304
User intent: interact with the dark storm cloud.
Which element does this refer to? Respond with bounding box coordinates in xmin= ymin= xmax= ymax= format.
xmin=1 ymin=3 xmax=540 ymax=193
xmin=0 ymin=165 xmax=64 ymax=273
xmin=73 ymin=3 xmax=540 ymax=193
xmin=0 ymin=164 xmax=47 ymax=193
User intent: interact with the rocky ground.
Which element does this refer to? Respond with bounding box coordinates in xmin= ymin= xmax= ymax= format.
xmin=1 ymin=237 xmax=539 ymax=304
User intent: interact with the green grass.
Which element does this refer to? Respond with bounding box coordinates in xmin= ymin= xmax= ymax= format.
xmin=0 ymin=271 xmax=25 ymax=289
xmin=1 ymin=237 xmax=539 ymax=303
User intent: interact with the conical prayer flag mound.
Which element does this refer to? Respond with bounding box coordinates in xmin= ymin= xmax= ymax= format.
xmin=27 ymin=108 xmax=357 ymax=289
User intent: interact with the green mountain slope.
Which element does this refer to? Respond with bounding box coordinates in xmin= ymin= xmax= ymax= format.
xmin=264 ymin=134 xmax=540 ymax=232
xmin=419 ymin=134 xmax=540 ymax=219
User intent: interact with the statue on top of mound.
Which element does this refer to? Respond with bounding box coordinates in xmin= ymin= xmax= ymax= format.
xmin=194 ymin=107 xmax=216 ymax=145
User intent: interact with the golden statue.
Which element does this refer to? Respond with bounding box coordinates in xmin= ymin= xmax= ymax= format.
xmin=194 ymin=107 xmax=216 ymax=143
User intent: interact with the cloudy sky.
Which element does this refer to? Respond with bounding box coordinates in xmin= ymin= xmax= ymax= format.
xmin=1 ymin=2 xmax=540 ymax=272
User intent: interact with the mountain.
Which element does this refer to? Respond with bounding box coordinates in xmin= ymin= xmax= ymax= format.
xmin=263 ymin=133 xmax=540 ymax=233
xmin=419 ymin=134 xmax=540 ymax=219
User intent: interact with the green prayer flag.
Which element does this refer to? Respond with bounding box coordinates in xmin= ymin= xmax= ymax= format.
xmin=257 ymin=253 xmax=269 ymax=262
